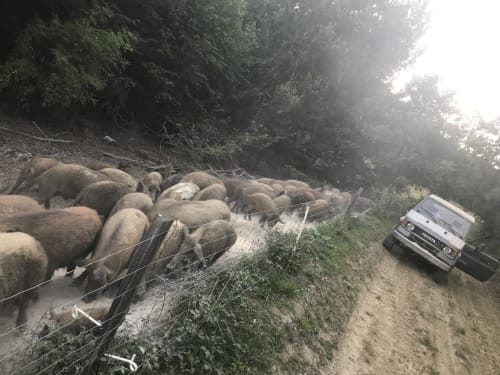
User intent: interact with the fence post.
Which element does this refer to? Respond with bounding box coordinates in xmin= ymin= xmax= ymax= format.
xmin=84 ymin=214 xmax=172 ymax=374
xmin=344 ymin=187 xmax=363 ymax=230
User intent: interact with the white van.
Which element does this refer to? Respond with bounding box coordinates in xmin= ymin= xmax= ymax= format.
xmin=383 ymin=194 xmax=498 ymax=282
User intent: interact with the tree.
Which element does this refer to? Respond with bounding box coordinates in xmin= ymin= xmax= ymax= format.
xmin=0 ymin=4 xmax=133 ymax=111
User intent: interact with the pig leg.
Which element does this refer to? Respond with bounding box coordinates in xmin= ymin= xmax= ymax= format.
xmin=16 ymin=298 xmax=29 ymax=328
xmin=71 ymin=269 xmax=88 ymax=286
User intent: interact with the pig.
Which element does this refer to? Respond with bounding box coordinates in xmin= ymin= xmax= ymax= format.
xmin=230 ymin=181 xmax=279 ymax=212
xmin=256 ymin=177 xmax=276 ymax=185
xmin=287 ymin=189 xmax=316 ymax=207
xmin=0 ymin=207 xmax=102 ymax=279
xmin=157 ymin=182 xmax=200 ymax=202
xmin=305 ymin=199 xmax=331 ymax=222
xmin=98 ymin=168 xmax=137 ymax=190
xmin=85 ymin=159 xmax=115 ymax=171
xmin=30 ymin=164 xmax=108 ymax=208
xmin=145 ymin=220 xmax=187 ymax=280
xmin=193 ymin=183 xmax=227 ymax=201
xmin=71 ymin=181 xmax=134 ymax=218
xmin=243 ymin=193 xmax=283 ymax=228
xmin=109 ymin=193 xmax=154 ymax=216
xmin=180 ymin=171 xmax=223 ymax=190
xmin=9 ymin=157 xmax=60 ymax=194
xmin=148 ymin=199 xmax=231 ymax=231
xmin=47 ymin=305 xmax=110 ymax=334
xmin=159 ymin=174 xmax=183 ymax=191
xmin=0 ymin=232 xmax=48 ymax=327
xmin=142 ymin=172 xmax=163 ymax=200
xmin=174 ymin=220 xmax=237 ymax=268
xmin=77 ymin=208 xmax=149 ymax=302
xmin=221 ymin=177 xmax=246 ymax=198
xmin=273 ymin=194 xmax=292 ymax=215
xmin=0 ymin=195 xmax=43 ymax=218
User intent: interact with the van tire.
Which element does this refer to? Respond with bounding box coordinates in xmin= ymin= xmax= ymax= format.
xmin=383 ymin=233 xmax=395 ymax=250
xmin=431 ymin=269 xmax=449 ymax=285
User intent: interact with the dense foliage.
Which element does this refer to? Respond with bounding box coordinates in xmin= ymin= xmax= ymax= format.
xmin=1 ymin=0 xmax=500 ymax=237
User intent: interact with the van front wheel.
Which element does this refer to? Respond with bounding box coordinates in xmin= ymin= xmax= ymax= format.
xmin=383 ymin=233 xmax=395 ymax=250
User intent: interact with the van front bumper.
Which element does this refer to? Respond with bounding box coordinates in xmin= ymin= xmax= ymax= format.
xmin=392 ymin=229 xmax=452 ymax=272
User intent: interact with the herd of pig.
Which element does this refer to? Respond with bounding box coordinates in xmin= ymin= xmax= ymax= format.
xmin=0 ymin=157 xmax=372 ymax=330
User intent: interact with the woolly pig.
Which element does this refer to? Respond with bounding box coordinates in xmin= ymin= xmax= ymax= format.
xmin=273 ymin=194 xmax=292 ymax=214
xmin=175 ymin=220 xmax=237 ymax=268
xmin=159 ymin=174 xmax=183 ymax=191
xmin=157 ymin=182 xmax=200 ymax=201
xmin=98 ymin=168 xmax=137 ymax=190
xmin=221 ymin=177 xmax=246 ymax=198
xmin=148 ymin=199 xmax=231 ymax=230
xmin=287 ymin=189 xmax=316 ymax=207
xmin=180 ymin=171 xmax=223 ymax=190
xmin=9 ymin=157 xmax=60 ymax=194
xmin=243 ymin=193 xmax=283 ymax=228
xmin=142 ymin=172 xmax=163 ymax=200
xmin=72 ymin=181 xmax=134 ymax=218
xmin=109 ymin=193 xmax=153 ymax=216
xmin=231 ymin=181 xmax=278 ymax=212
xmin=305 ymin=199 xmax=331 ymax=222
xmin=47 ymin=305 xmax=110 ymax=334
xmin=0 ymin=232 xmax=48 ymax=327
xmin=31 ymin=164 xmax=108 ymax=208
xmin=284 ymin=179 xmax=310 ymax=189
xmin=78 ymin=208 xmax=149 ymax=302
xmin=256 ymin=177 xmax=276 ymax=185
xmin=326 ymin=192 xmax=348 ymax=213
xmin=0 ymin=195 xmax=43 ymax=218
xmin=85 ymin=159 xmax=115 ymax=171
xmin=193 ymin=183 xmax=227 ymax=201
xmin=145 ymin=220 xmax=186 ymax=280
xmin=0 ymin=207 xmax=102 ymax=279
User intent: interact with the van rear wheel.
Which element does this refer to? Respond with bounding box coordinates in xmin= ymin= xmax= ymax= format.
xmin=383 ymin=233 xmax=395 ymax=250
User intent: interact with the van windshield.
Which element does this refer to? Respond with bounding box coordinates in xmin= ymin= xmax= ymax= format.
xmin=415 ymin=198 xmax=472 ymax=239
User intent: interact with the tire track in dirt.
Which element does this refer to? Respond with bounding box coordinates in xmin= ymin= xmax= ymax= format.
xmin=331 ymin=243 xmax=500 ymax=375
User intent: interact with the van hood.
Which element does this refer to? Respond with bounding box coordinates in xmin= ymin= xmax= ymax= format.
xmin=406 ymin=210 xmax=465 ymax=250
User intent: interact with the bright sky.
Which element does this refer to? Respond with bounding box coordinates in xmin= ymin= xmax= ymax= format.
xmin=394 ymin=0 xmax=500 ymax=121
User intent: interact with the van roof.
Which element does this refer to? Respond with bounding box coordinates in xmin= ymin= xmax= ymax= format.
xmin=428 ymin=194 xmax=475 ymax=223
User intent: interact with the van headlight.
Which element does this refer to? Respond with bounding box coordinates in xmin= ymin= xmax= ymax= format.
xmin=406 ymin=222 xmax=415 ymax=231
xmin=443 ymin=246 xmax=459 ymax=258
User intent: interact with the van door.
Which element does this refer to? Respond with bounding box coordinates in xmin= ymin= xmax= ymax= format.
xmin=455 ymin=244 xmax=499 ymax=282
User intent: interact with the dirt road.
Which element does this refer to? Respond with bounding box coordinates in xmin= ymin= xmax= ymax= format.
xmin=333 ymin=244 xmax=500 ymax=375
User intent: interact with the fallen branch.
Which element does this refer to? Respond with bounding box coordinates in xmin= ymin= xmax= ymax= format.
xmin=102 ymin=152 xmax=167 ymax=171
xmin=0 ymin=126 xmax=72 ymax=144
xmin=32 ymin=121 xmax=52 ymax=150
xmin=233 ymin=163 xmax=256 ymax=179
